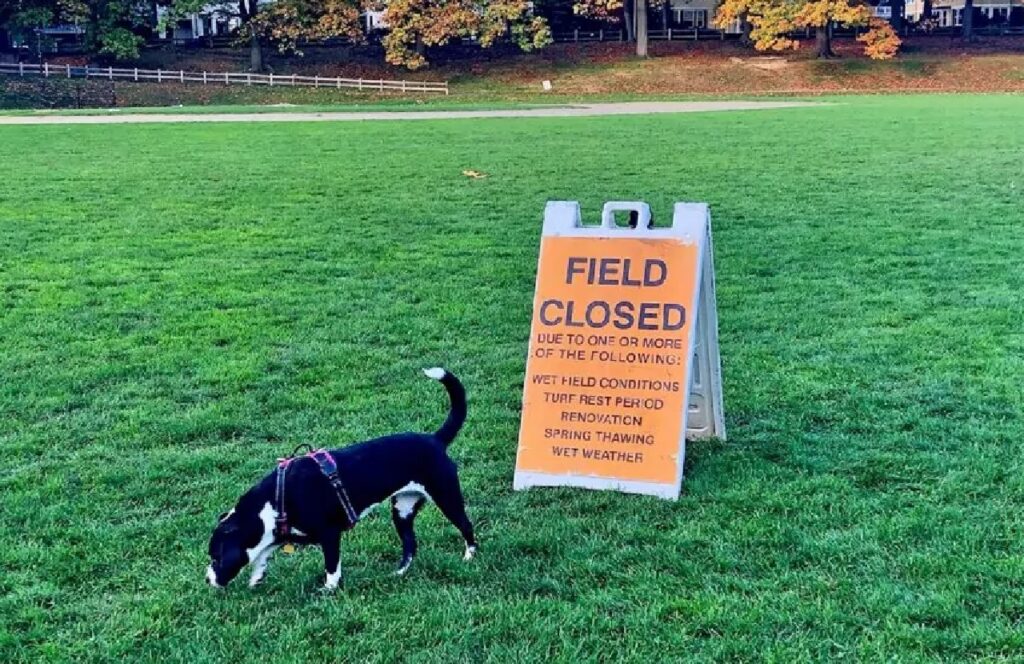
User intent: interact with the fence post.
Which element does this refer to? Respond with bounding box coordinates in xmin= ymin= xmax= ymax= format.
xmin=291 ymin=74 xmax=296 ymax=86
xmin=157 ymin=69 xmax=162 ymax=82
xmin=108 ymin=66 xmax=113 ymax=80
xmin=336 ymin=77 xmax=341 ymax=89
xmin=600 ymin=29 xmax=604 ymax=41
xmin=378 ymin=79 xmax=383 ymax=91
xmin=269 ymin=73 xmax=273 ymax=86
xmin=135 ymin=68 xmax=139 ymax=81
xmin=44 ymin=62 xmax=48 ymax=77
xmin=694 ymin=26 xmax=698 ymax=39
xmin=315 ymin=75 xmax=319 ymax=88
xmin=247 ymin=73 xmax=252 ymax=86
xmin=180 ymin=70 xmax=184 ymax=83
xmin=225 ymin=72 xmax=229 ymax=84
xmin=574 ymin=28 xmax=579 ymax=41
xmin=19 ymin=62 xmax=24 ymax=76
xmin=668 ymin=28 xmax=672 ymax=40
xmin=202 ymin=71 xmax=206 ymax=84
xmin=67 ymin=64 xmax=71 ymax=78
xmin=358 ymin=78 xmax=363 ymax=90
xmin=402 ymin=80 xmax=407 ymax=92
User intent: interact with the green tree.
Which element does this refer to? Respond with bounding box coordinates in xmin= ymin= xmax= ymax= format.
xmin=168 ymin=0 xmax=363 ymax=71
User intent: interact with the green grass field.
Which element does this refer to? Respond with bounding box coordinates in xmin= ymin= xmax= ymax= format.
xmin=2 ymin=95 xmax=1023 ymax=662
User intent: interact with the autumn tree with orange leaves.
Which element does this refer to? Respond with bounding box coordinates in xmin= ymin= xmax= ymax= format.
xmin=713 ymin=0 xmax=900 ymax=59
xmin=378 ymin=0 xmax=552 ymax=69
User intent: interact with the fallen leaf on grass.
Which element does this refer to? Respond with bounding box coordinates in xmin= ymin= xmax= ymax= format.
xmin=462 ymin=170 xmax=488 ymax=179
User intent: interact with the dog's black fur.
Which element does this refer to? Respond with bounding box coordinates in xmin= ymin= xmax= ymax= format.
xmin=206 ymin=368 xmax=475 ymax=590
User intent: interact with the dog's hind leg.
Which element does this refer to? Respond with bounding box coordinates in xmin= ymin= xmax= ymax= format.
xmin=425 ymin=464 xmax=477 ymax=561
xmin=391 ymin=494 xmax=426 ymax=575
xmin=320 ymin=528 xmax=343 ymax=591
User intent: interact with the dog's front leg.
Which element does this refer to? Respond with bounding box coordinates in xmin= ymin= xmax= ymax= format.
xmin=249 ymin=545 xmax=278 ymax=587
xmin=320 ymin=529 xmax=343 ymax=591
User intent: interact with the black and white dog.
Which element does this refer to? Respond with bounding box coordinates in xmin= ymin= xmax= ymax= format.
xmin=206 ymin=368 xmax=476 ymax=590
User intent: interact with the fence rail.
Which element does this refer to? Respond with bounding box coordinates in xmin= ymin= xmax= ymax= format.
xmin=552 ymin=23 xmax=1024 ymax=42
xmin=0 ymin=62 xmax=449 ymax=94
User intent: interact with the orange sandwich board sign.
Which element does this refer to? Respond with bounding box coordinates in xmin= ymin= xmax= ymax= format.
xmin=514 ymin=201 xmax=725 ymax=500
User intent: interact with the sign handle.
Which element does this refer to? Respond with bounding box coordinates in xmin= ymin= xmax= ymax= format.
xmin=600 ymin=201 xmax=651 ymax=229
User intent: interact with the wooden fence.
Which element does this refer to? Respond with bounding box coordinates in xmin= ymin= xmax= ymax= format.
xmin=552 ymin=28 xmax=728 ymax=42
xmin=552 ymin=23 xmax=1024 ymax=43
xmin=0 ymin=62 xmax=449 ymax=94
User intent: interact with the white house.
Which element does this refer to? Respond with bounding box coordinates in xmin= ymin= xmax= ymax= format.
xmin=904 ymin=0 xmax=1023 ymax=24
xmin=156 ymin=3 xmax=239 ymax=41
xmin=667 ymin=0 xmax=721 ymax=28
xmin=160 ymin=1 xmax=388 ymax=40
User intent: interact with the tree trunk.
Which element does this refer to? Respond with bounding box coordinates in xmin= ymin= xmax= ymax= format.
xmin=962 ymin=0 xmax=975 ymax=40
xmin=892 ymin=0 xmax=905 ymax=31
xmin=636 ymin=0 xmax=649 ymax=56
xmin=922 ymin=0 xmax=932 ymax=19
xmin=815 ymin=24 xmax=833 ymax=57
xmin=741 ymin=12 xmax=753 ymax=45
xmin=624 ymin=0 xmax=636 ymax=42
xmin=250 ymin=34 xmax=264 ymax=72
xmin=661 ymin=1 xmax=669 ymax=30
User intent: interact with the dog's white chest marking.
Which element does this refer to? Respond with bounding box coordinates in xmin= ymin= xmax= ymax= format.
xmin=246 ymin=502 xmax=277 ymax=563
xmin=359 ymin=482 xmax=430 ymax=519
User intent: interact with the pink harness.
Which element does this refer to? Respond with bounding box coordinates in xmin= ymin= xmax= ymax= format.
xmin=273 ymin=447 xmax=359 ymax=540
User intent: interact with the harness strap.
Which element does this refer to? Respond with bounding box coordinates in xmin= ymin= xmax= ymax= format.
xmin=310 ymin=449 xmax=360 ymax=527
xmin=274 ymin=458 xmax=292 ymax=539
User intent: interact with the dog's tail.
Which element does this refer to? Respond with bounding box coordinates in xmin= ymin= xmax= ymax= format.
xmin=423 ymin=367 xmax=466 ymax=447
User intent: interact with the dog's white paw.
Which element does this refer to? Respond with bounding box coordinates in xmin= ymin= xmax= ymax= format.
xmin=463 ymin=545 xmax=477 ymax=562
xmin=322 ymin=566 xmax=342 ymax=591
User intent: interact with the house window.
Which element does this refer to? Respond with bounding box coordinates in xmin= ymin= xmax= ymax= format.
xmin=674 ymin=8 xmax=707 ymax=27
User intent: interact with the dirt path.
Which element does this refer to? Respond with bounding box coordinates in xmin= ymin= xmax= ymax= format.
xmin=0 ymin=101 xmax=821 ymax=125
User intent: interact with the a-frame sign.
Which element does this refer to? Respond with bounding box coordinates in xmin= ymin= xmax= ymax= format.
xmin=514 ymin=201 xmax=725 ymax=500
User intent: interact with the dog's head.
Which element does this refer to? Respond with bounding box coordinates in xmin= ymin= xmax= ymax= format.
xmin=206 ymin=506 xmax=268 ymax=588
